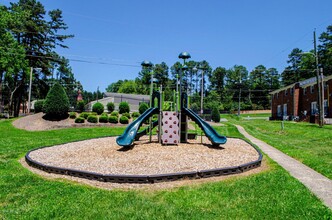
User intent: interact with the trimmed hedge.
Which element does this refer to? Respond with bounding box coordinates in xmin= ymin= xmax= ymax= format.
xmin=92 ymin=102 xmax=104 ymax=115
xmin=87 ymin=115 xmax=98 ymax=123
xmin=43 ymin=83 xmax=70 ymax=118
xmin=110 ymin=111 xmax=119 ymax=117
xmin=99 ymin=115 xmax=108 ymax=123
xmin=107 ymin=102 xmax=115 ymax=113
xmin=79 ymin=112 xmax=90 ymax=119
xmin=34 ymin=100 xmax=44 ymax=113
xmin=132 ymin=112 xmax=140 ymax=118
xmin=139 ymin=102 xmax=149 ymax=114
xmin=119 ymin=116 xmax=129 ymax=124
xmin=75 ymin=117 xmax=85 ymax=123
xmin=119 ymin=102 xmax=130 ymax=114
xmin=108 ymin=116 xmax=118 ymax=124
xmin=69 ymin=112 xmax=77 ymax=119
xmin=122 ymin=112 xmax=131 ymax=119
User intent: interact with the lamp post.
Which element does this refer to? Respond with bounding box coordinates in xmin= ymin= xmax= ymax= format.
xmin=197 ymin=66 xmax=205 ymax=116
xmin=178 ymin=52 xmax=191 ymax=143
xmin=28 ymin=67 xmax=42 ymax=114
xmin=141 ymin=60 xmax=154 ymax=142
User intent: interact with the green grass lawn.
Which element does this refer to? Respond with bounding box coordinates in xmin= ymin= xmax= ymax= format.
xmin=224 ymin=115 xmax=332 ymax=179
xmin=0 ymin=119 xmax=331 ymax=219
xmin=235 ymin=113 xmax=271 ymax=118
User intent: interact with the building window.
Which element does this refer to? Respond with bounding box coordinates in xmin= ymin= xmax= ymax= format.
xmin=277 ymin=105 xmax=282 ymax=117
xmin=310 ymin=85 xmax=314 ymax=93
xmin=311 ymin=102 xmax=318 ymax=115
xmin=283 ymin=104 xmax=287 ymax=116
xmin=324 ymin=100 xmax=328 ymax=116
xmin=324 ymin=82 xmax=327 ymax=90
xmin=277 ymin=92 xmax=279 ymax=99
xmin=290 ymin=88 xmax=294 ymax=95
xmin=285 ymin=89 xmax=288 ymax=96
xmin=303 ymin=88 xmax=306 ymax=95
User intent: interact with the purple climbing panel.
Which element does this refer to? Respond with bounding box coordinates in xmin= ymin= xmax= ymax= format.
xmin=162 ymin=111 xmax=179 ymax=144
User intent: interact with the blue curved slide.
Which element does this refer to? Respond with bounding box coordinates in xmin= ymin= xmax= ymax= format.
xmin=116 ymin=107 xmax=159 ymax=147
xmin=183 ymin=108 xmax=227 ymax=146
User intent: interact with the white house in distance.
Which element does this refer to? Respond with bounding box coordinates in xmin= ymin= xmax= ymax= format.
xmin=87 ymin=92 xmax=150 ymax=113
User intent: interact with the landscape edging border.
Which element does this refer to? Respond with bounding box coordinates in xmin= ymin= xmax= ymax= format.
xmin=25 ymin=137 xmax=263 ymax=184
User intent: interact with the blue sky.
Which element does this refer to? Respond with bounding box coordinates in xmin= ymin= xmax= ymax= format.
xmin=2 ymin=0 xmax=332 ymax=92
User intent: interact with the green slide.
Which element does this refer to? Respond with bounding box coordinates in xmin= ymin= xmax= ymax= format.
xmin=183 ymin=107 xmax=227 ymax=146
xmin=116 ymin=107 xmax=159 ymax=147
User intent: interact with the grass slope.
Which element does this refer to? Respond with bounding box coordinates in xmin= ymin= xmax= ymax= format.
xmin=0 ymin=119 xmax=331 ymax=219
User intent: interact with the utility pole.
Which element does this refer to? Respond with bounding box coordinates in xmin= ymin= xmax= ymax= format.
xmin=314 ymin=30 xmax=323 ymax=127
xmin=238 ymin=72 xmax=242 ymax=116
xmin=200 ymin=69 xmax=204 ymax=115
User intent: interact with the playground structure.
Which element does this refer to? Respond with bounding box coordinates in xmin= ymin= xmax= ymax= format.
xmin=116 ymin=52 xmax=227 ymax=148
xmin=25 ymin=52 xmax=262 ymax=184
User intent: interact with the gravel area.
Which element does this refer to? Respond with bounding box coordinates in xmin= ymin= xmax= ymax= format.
xmin=13 ymin=113 xmax=125 ymax=131
xmin=28 ymin=136 xmax=260 ymax=175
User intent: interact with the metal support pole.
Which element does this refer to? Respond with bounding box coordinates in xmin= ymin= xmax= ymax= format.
xmin=238 ymin=74 xmax=242 ymax=116
xmin=321 ymin=68 xmax=325 ymax=123
xmin=314 ymin=30 xmax=323 ymax=127
xmin=200 ymin=70 xmax=204 ymax=115
xmin=149 ymin=70 xmax=153 ymax=142
xmin=159 ymin=84 xmax=162 ymax=144
xmin=28 ymin=67 xmax=33 ymax=114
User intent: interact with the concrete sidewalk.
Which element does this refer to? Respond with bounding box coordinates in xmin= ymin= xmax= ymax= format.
xmin=235 ymin=125 xmax=332 ymax=210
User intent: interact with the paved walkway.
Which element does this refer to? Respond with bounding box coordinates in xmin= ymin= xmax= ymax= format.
xmin=235 ymin=125 xmax=332 ymax=210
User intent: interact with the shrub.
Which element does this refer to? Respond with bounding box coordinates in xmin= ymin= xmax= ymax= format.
xmin=92 ymin=102 xmax=104 ymax=115
xmin=190 ymin=103 xmax=199 ymax=112
xmin=34 ymin=100 xmax=44 ymax=113
xmin=211 ymin=106 xmax=220 ymax=123
xmin=110 ymin=111 xmax=119 ymax=117
xmin=76 ymin=100 xmax=85 ymax=113
xmin=0 ymin=113 xmax=4 ymax=118
xmin=43 ymin=82 xmax=70 ymax=119
xmin=132 ymin=112 xmax=140 ymax=118
xmin=108 ymin=116 xmax=118 ymax=124
xmin=69 ymin=112 xmax=77 ymax=119
xmin=80 ymin=112 xmax=90 ymax=119
xmin=75 ymin=117 xmax=85 ymax=123
xmin=122 ymin=112 xmax=131 ymax=119
xmin=101 ymin=112 xmax=108 ymax=116
xmin=87 ymin=115 xmax=98 ymax=123
xmin=139 ymin=102 xmax=149 ymax=114
xmin=99 ymin=115 xmax=108 ymax=123
xmin=119 ymin=116 xmax=129 ymax=124
xmin=106 ymin=102 xmax=115 ymax=113
xmin=119 ymin=102 xmax=130 ymax=114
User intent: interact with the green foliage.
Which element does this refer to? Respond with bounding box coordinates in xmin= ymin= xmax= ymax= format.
xmin=92 ymin=102 xmax=104 ymax=115
xmin=34 ymin=100 xmax=44 ymax=113
xmin=0 ymin=120 xmax=331 ymax=219
xmin=108 ymin=116 xmax=118 ymax=124
xmin=69 ymin=112 xmax=76 ymax=119
xmin=190 ymin=103 xmax=199 ymax=112
xmin=99 ymin=115 xmax=108 ymax=123
xmin=79 ymin=112 xmax=90 ymax=119
xmin=43 ymin=83 xmax=70 ymax=119
xmin=211 ymin=106 xmax=220 ymax=123
xmin=76 ymin=101 xmax=85 ymax=113
xmin=139 ymin=102 xmax=149 ymax=114
xmin=118 ymin=80 xmax=137 ymax=94
xmin=119 ymin=102 xmax=130 ymax=114
xmin=152 ymin=114 xmax=158 ymax=121
xmin=106 ymin=102 xmax=115 ymax=113
xmin=162 ymin=101 xmax=172 ymax=111
xmin=119 ymin=115 xmax=129 ymax=124
xmin=122 ymin=112 xmax=131 ymax=119
xmin=101 ymin=112 xmax=108 ymax=117
xmin=87 ymin=115 xmax=98 ymax=123
xmin=74 ymin=117 xmax=85 ymax=123
xmin=110 ymin=111 xmax=119 ymax=117
xmin=131 ymin=112 xmax=140 ymax=118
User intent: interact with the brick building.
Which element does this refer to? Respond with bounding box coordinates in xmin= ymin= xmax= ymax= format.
xmin=270 ymin=75 xmax=332 ymax=123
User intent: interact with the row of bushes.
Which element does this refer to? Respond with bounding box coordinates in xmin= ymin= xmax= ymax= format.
xmin=70 ymin=111 xmax=143 ymax=124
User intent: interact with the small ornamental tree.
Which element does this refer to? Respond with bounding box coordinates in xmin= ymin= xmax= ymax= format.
xmin=139 ymin=102 xmax=149 ymax=114
xmin=92 ymin=102 xmax=104 ymax=115
xmin=119 ymin=101 xmax=130 ymax=114
xmin=76 ymin=100 xmax=85 ymax=113
xmin=106 ymin=102 xmax=115 ymax=113
xmin=43 ymin=83 xmax=70 ymax=119
xmin=211 ymin=106 xmax=220 ymax=123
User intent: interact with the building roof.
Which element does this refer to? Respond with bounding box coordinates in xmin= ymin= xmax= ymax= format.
xmin=104 ymin=92 xmax=150 ymax=100
xmin=270 ymin=74 xmax=332 ymax=94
